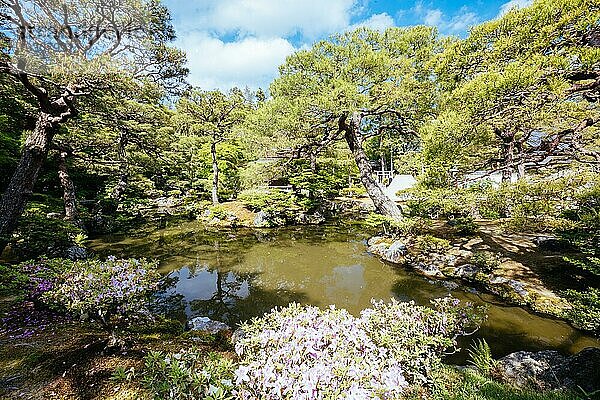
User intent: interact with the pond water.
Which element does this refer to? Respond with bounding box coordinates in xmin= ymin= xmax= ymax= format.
xmin=90 ymin=220 xmax=599 ymax=362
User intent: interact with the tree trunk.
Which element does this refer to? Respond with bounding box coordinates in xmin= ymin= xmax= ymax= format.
xmin=496 ymin=128 xmax=516 ymax=183
xmin=0 ymin=112 xmax=57 ymax=249
xmin=343 ymin=112 xmax=403 ymax=219
xmin=57 ymin=151 xmax=84 ymax=230
xmin=501 ymin=141 xmax=514 ymax=183
xmin=211 ymin=141 xmax=219 ymax=205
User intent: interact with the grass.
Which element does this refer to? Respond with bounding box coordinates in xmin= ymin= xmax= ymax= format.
xmin=0 ymin=314 xmax=233 ymax=400
xmin=429 ymin=367 xmax=584 ymax=400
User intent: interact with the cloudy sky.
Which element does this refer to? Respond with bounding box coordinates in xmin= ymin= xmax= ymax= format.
xmin=161 ymin=0 xmax=532 ymax=91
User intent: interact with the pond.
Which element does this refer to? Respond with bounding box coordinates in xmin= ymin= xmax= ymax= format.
xmin=90 ymin=220 xmax=599 ymax=362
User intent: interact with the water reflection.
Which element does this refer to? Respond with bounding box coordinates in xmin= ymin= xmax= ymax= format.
xmin=91 ymin=221 xmax=599 ymax=361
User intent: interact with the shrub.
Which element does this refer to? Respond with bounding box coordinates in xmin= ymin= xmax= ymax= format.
xmin=43 ymin=257 xmax=161 ymax=345
xmin=467 ymin=339 xmax=496 ymax=376
xmin=143 ymin=349 xmax=236 ymax=400
xmin=234 ymin=298 xmax=485 ymax=398
xmin=562 ymin=287 xmax=600 ymax=333
xmin=364 ymin=213 xmax=428 ymax=236
xmin=414 ymin=235 xmax=451 ymax=252
xmin=471 ymin=251 xmax=501 ymax=273
xmin=406 ymin=188 xmax=479 ymax=219
xmin=238 ymin=189 xmax=303 ymax=224
xmin=7 ymin=201 xmax=84 ymax=259
xmin=0 ymin=258 xmax=70 ymax=301
xmin=448 ymin=217 xmax=478 ymax=236
xmin=340 ymin=186 xmax=367 ymax=198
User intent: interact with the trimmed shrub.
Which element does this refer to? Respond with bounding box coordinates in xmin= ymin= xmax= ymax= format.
xmin=43 ymin=257 xmax=161 ymax=344
xmin=234 ymin=298 xmax=485 ymax=398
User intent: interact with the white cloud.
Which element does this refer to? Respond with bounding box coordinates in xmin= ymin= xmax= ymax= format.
xmin=448 ymin=9 xmax=479 ymax=32
xmin=349 ymin=13 xmax=395 ymax=32
xmin=412 ymin=4 xmax=479 ymax=34
xmin=498 ymin=0 xmax=533 ymax=16
xmin=424 ymin=9 xmax=443 ymax=27
xmin=178 ymin=32 xmax=296 ymax=90
xmin=175 ymin=0 xmax=357 ymax=39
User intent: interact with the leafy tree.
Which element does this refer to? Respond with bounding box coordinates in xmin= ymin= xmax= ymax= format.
xmin=264 ymin=27 xmax=443 ymax=218
xmin=427 ymin=0 xmax=600 ymax=184
xmin=173 ymin=89 xmax=249 ymax=204
xmin=0 ymin=0 xmax=187 ymax=246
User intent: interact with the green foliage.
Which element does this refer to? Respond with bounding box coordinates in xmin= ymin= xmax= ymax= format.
xmin=364 ymin=213 xmax=428 ymax=236
xmin=449 ymin=217 xmax=479 ymax=236
xmin=43 ymin=257 xmax=161 ymax=337
xmin=562 ymin=287 xmax=600 ymax=333
xmin=110 ymin=366 xmax=136 ymax=383
xmin=427 ymin=0 xmax=600 ymax=181
xmin=414 ymin=235 xmax=451 ymax=252
xmin=407 ymin=188 xmax=480 ymax=219
xmin=467 ymin=339 xmax=496 ymax=376
xmin=143 ymin=349 xmax=236 ymax=400
xmin=8 ymin=201 xmax=84 ymax=259
xmin=428 ymin=367 xmax=580 ymax=400
xmin=238 ymin=189 xmax=306 ymax=225
xmin=340 ymin=186 xmax=367 ymax=198
xmin=471 ymin=252 xmax=501 ymax=273
xmin=0 ymin=264 xmax=29 ymax=297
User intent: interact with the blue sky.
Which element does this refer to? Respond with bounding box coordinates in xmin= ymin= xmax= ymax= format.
xmin=162 ymin=0 xmax=532 ymax=91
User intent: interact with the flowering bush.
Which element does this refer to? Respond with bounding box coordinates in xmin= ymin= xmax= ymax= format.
xmin=143 ymin=349 xmax=236 ymax=400
xmin=234 ymin=298 xmax=485 ymax=399
xmin=0 ymin=258 xmax=72 ymax=338
xmin=43 ymin=257 xmax=161 ymax=343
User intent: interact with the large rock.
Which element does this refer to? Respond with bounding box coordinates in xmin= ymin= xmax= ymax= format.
xmin=382 ymin=240 xmax=407 ymax=264
xmin=497 ymin=348 xmax=600 ymax=392
xmin=65 ymin=245 xmax=88 ymax=260
xmin=497 ymin=350 xmax=566 ymax=388
xmin=533 ymin=236 xmax=572 ymax=251
xmin=186 ymin=317 xmax=230 ymax=334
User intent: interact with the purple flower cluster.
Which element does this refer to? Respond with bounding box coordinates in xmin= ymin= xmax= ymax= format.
xmin=234 ymin=298 xmax=484 ymax=399
xmin=235 ymin=303 xmax=409 ymax=399
xmin=42 ymin=257 xmax=160 ymax=330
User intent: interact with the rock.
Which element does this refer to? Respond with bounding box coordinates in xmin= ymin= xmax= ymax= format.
xmin=296 ymin=212 xmax=326 ymax=225
xmin=463 ymin=237 xmax=483 ymax=250
xmin=382 ymin=240 xmax=407 ymax=264
xmin=490 ymin=276 xmax=509 ymax=285
xmin=497 ymin=348 xmax=600 ymax=392
xmin=65 ymin=245 xmax=88 ymax=260
xmin=186 ymin=317 xmax=230 ymax=334
xmin=497 ymin=350 xmax=567 ymax=389
xmin=507 ymin=279 xmax=528 ymax=297
xmin=533 ymin=236 xmax=572 ymax=251
xmin=450 ymin=264 xmax=479 ymax=279
xmin=413 ymin=262 xmax=444 ymax=278
xmin=442 ymin=281 xmax=460 ymax=290
xmin=231 ymin=327 xmax=246 ymax=345
xmin=46 ymin=212 xmax=62 ymax=219
xmin=545 ymin=347 xmax=600 ymax=393
xmin=367 ymin=236 xmax=386 ymax=246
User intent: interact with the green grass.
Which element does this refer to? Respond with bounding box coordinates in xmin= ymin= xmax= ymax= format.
xmin=429 ymin=368 xmax=583 ymax=400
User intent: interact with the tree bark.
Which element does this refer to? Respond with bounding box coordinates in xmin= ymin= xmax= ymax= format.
xmin=57 ymin=151 xmax=84 ymax=230
xmin=496 ymin=128 xmax=515 ymax=183
xmin=0 ymin=112 xmax=58 ymax=249
xmin=211 ymin=141 xmax=219 ymax=205
xmin=342 ymin=112 xmax=403 ymax=219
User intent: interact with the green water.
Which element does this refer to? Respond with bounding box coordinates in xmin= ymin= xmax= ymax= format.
xmin=90 ymin=220 xmax=599 ymax=361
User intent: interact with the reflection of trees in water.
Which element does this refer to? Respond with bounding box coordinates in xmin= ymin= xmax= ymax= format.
xmin=151 ymin=274 xmax=187 ymax=321
xmin=190 ymin=269 xmax=309 ymax=326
